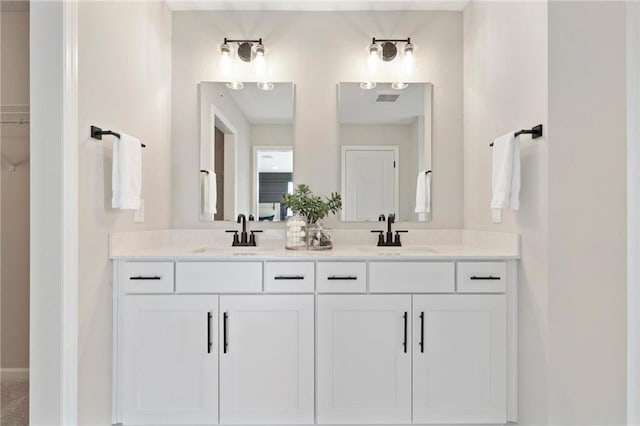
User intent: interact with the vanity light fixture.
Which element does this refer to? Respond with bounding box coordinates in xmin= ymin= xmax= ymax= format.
xmin=220 ymin=37 xmax=273 ymax=90
xmin=363 ymin=37 xmax=414 ymax=90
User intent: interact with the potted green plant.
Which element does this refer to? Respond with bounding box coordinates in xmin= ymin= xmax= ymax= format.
xmin=282 ymin=184 xmax=342 ymax=250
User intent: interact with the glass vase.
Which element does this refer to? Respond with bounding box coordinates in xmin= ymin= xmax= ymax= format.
xmin=307 ymin=222 xmax=333 ymax=250
xmin=285 ymin=215 xmax=308 ymax=250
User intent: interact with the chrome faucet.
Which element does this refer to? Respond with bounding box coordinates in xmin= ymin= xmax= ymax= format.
xmin=226 ymin=214 xmax=262 ymax=247
xmin=371 ymin=213 xmax=407 ymax=247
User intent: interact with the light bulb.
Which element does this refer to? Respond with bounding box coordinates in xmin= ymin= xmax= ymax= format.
xmin=391 ymin=82 xmax=408 ymax=90
xmin=360 ymin=82 xmax=377 ymax=90
xmin=368 ymin=42 xmax=381 ymax=73
xmin=220 ymin=42 xmax=232 ymax=73
xmin=402 ymin=42 xmax=415 ymax=75
xmin=226 ymin=81 xmax=244 ymax=90
xmin=257 ymin=82 xmax=274 ymax=91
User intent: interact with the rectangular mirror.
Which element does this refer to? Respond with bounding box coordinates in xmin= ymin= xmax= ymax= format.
xmin=338 ymin=82 xmax=433 ymax=222
xmin=199 ymin=82 xmax=295 ymax=221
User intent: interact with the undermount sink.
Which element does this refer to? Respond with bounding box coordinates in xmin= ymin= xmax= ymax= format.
xmin=356 ymin=246 xmax=438 ymax=255
xmin=189 ymin=247 xmax=268 ymax=256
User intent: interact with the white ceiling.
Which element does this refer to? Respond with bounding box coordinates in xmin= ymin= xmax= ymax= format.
xmin=257 ymin=148 xmax=294 ymax=173
xmin=339 ymin=82 xmax=429 ymax=125
xmin=210 ymin=82 xmax=295 ymax=124
xmin=167 ymin=0 xmax=468 ymax=11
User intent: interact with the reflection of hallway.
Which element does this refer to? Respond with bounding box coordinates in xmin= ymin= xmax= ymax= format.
xmin=1 ymin=371 xmax=28 ymax=425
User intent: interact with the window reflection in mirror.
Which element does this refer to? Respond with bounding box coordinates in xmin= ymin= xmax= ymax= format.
xmin=199 ymin=82 xmax=295 ymax=221
xmin=254 ymin=147 xmax=293 ymax=221
xmin=338 ymin=82 xmax=433 ymax=222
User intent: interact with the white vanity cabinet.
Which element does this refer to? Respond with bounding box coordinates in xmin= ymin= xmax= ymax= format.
xmin=317 ymin=295 xmax=412 ymax=424
xmin=113 ymin=258 xmax=516 ymax=426
xmin=121 ymin=295 xmax=219 ymax=425
xmin=219 ymin=295 xmax=315 ymax=424
xmin=412 ymin=295 xmax=507 ymax=424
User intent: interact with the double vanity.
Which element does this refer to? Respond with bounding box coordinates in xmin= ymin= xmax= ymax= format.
xmin=110 ymin=229 xmax=519 ymax=426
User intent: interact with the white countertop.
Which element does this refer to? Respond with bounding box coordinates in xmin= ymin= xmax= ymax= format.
xmin=110 ymin=229 xmax=520 ymax=261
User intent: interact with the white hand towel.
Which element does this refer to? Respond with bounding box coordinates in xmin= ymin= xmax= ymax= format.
xmin=112 ymin=133 xmax=142 ymax=210
xmin=415 ymin=171 xmax=431 ymax=214
xmin=491 ymin=132 xmax=520 ymax=210
xmin=203 ymin=170 xmax=217 ymax=215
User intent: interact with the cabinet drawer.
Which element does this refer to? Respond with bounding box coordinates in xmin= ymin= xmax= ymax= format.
xmin=369 ymin=262 xmax=454 ymax=293
xmin=176 ymin=262 xmax=263 ymax=293
xmin=457 ymin=262 xmax=507 ymax=293
xmin=120 ymin=262 xmax=174 ymax=294
xmin=265 ymin=262 xmax=315 ymax=293
xmin=317 ymin=262 xmax=367 ymax=293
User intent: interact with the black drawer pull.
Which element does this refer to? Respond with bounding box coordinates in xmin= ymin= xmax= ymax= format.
xmin=207 ymin=312 xmax=212 ymax=354
xmin=402 ymin=312 xmax=408 ymax=353
xmin=129 ymin=276 xmax=161 ymax=280
xmin=223 ymin=312 xmax=229 ymax=354
xmin=470 ymin=276 xmax=501 ymax=281
xmin=274 ymin=275 xmax=305 ymax=280
xmin=327 ymin=276 xmax=358 ymax=281
xmin=419 ymin=312 xmax=425 ymax=353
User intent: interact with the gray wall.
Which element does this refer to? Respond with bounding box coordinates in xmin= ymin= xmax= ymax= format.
xmin=548 ymin=2 xmax=627 ymax=424
xmin=1 ymin=6 xmax=29 ymax=370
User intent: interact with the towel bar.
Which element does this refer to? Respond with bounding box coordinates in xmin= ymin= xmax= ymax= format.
xmin=490 ymin=124 xmax=543 ymax=147
xmin=91 ymin=125 xmax=146 ymax=148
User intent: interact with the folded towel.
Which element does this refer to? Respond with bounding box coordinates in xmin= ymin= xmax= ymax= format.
xmin=415 ymin=171 xmax=431 ymax=214
xmin=112 ymin=133 xmax=142 ymax=210
xmin=491 ymin=132 xmax=520 ymax=210
xmin=203 ymin=170 xmax=217 ymax=215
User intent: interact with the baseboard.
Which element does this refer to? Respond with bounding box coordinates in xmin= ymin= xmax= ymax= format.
xmin=1 ymin=368 xmax=29 ymax=381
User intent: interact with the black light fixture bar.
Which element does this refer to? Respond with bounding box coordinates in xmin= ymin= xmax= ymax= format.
xmin=224 ymin=38 xmax=262 ymax=44
xmin=372 ymin=37 xmax=411 ymax=44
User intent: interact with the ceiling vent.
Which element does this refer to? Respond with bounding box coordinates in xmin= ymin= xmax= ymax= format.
xmin=376 ymin=93 xmax=400 ymax=103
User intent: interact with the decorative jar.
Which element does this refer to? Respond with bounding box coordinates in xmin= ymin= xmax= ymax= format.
xmin=307 ymin=222 xmax=333 ymax=250
xmin=285 ymin=215 xmax=307 ymax=250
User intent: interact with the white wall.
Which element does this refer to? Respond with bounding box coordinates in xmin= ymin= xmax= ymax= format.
xmin=548 ymin=2 xmax=627 ymax=424
xmin=77 ymin=1 xmax=172 ymax=424
xmin=463 ymin=1 xmax=548 ymax=424
xmin=172 ymin=11 xmax=463 ymax=228
xmin=1 ymin=7 xmax=29 ymax=370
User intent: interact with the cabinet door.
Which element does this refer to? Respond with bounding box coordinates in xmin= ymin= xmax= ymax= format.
xmin=413 ymin=295 xmax=507 ymax=424
xmin=122 ymin=295 xmax=218 ymax=425
xmin=219 ymin=295 xmax=314 ymax=424
xmin=317 ymin=295 xmax=412 ymax=424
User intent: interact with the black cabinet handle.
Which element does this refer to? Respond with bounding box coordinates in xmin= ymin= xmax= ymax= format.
xmin=129 ymin=276 xmax=161 ymax=280
xmin=274 ymin=275 xmax=305 ymax=280
xmin=327 ymin=276 xmax=358 ymax=281
xmin=470 ymin=276 xmax=501 ymax=280
xmin=207 ymin=312 xmax=212 ymax=354
xmin=403 ymin=312 xmax=408 ymax=353
xmin=419 ymin=312 xmax=424 ymax=353
xmin=223 ymin=312 xmax=228 ymax=354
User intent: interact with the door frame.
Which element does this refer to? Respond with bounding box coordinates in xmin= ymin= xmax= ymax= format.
xmin=340 ymin=145 xmax=400 ymax=221
xmin=30 ymin=0 xmax=78 ymax=424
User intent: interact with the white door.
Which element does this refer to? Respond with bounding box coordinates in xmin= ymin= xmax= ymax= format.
xmin=317 ymin=295 xmax=411 ymax=424
xmin=413 ymin=295 xmax=507 ymax=424
xmin=343 ymin=148 xmax=397 ymax=221
xmin=122 ymin=295 xmax=219 ymax=425
xmin=219 ymin=295 xmax=314 ymax=424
